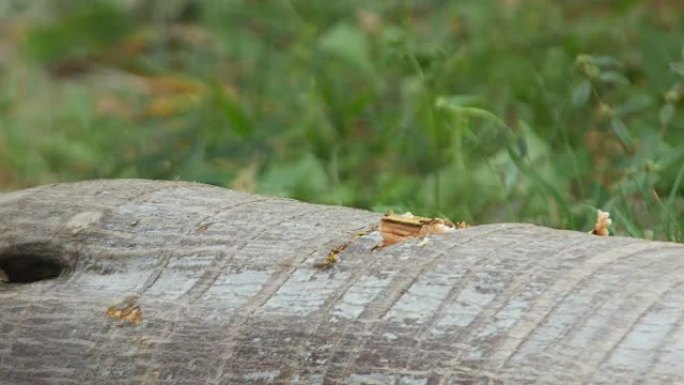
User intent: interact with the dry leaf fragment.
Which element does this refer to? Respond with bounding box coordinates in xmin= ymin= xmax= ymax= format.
xmin=145 ymin=94 xmax=200 ymax=117
xmin=95 ymin=96 xmax=131 ymax=118
xmin=142 ymin=75 xmax=205 ymax=95
xmin=106 ymin=295 xmax=142 ymax=327
xmin=590 ymin=209 xmax=612 ymax=236
xmin=375 ymin=212 xmax=465 ymax=249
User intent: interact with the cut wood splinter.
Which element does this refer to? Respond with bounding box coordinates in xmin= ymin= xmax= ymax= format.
xmin=375 ymin=212 xmax=468 ymax=249
xmin=590 ymin=209 xmax=612 ymax=236
xmin=314 ymin=212 xmax=468 ymax=269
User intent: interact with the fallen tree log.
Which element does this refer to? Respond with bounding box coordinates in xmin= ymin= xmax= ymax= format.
xmin=0 ymin=179 xmax=682 ymax=385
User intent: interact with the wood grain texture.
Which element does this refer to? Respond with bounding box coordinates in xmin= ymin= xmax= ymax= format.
xmin=0 ymin=179 xmax=682 ymax=385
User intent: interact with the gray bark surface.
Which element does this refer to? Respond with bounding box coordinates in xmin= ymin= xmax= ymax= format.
xmin=0 ymin=179 xmax=682 ymax=385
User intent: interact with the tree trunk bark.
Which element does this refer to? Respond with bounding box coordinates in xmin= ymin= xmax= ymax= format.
xmin=0 ymin=179 xmax=682 ymax=385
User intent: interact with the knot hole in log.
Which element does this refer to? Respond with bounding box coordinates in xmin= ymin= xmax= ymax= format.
xmin=0 ymin=243 xmax=71 ymax=284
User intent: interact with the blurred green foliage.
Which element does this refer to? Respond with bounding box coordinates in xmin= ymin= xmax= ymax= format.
xmin=0 ymin=0 xmax=682 ymax=240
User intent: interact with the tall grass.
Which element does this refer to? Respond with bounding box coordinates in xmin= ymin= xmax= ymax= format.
xmin=0 ymin=0 xmax=682 ymax=240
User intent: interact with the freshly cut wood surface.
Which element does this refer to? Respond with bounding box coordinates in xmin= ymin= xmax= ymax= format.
xmin=0 ymin=179 xmax=682 ymax=385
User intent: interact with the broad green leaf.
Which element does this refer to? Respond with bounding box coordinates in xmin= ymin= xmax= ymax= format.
xmin=259 ymin=154 xmax=329 ymax=198
xmin=571 ymin=80 xmax=591 ymax=107
xmin=660 ymin=103 xmax=675 ymax=126
xmin=614 ymin=94 xmax=654 ymax=116
xmin=670 ymin=62 xmax=684 ymax=77
xmin=598 ymin=71 xmax=630 ymax=86
xmin=592 ymin=55 xmax=623 ymax=68
xmin=318 ymin=23 xmax=372 ymax=72
xmin=610 ymin=117 xmax=634 ymax=147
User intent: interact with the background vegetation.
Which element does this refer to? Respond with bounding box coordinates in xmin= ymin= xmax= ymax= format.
xmin=1 ymin=0 xmax=683 ymax=240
